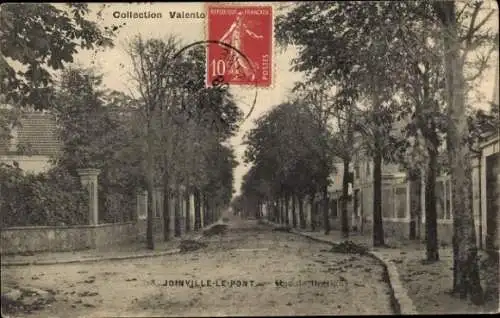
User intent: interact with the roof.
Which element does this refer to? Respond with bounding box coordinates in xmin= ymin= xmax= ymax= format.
xmin=0 ymin=112 xmax=61 ymax=156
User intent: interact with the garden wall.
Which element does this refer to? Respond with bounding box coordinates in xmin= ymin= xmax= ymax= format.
xmin=1 ymin=225 xmax=96 ymax=255
xmin=1 ymin=222 xmax=144 ymax=255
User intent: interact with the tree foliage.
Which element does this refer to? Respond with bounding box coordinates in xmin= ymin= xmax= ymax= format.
xmin=0 ymin=3 xmax=116 ymax=107
xmin=53 ymin=66 xmax=143 ymax=222
xmin=242 ymin=102 xmax=335 ymax=211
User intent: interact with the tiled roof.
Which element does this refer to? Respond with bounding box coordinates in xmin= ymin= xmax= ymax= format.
xmin=0 ymin=112 xmax=61 ymax=156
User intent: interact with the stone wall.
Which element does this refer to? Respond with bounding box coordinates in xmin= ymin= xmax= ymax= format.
xmin=1 ymin=225 xmax=95 ymax=255
xmin=94 ymin=222 xmax=139 ymax=247
xmin=0 ymin=220 xmax=166 ymax=255
xmin=136 ymin=218 xmax=164 ymax=242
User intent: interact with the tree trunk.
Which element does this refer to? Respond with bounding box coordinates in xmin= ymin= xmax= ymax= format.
xmin=438 ymin=1 xmax=484 ymax=304
xmin=292 ymin=193 xmax=297 ymax=228
xmin=203 ymin=194 xmax=210 ymax=226
xmin=256 ymin=200 xmax=261 ymax=219
xmin=373 ymin=150 xmax=385 ymax=247
xmin=174 ymin=185 xmax=181 ymax=237
xmin=185 ymin=190 xmax=191 ymax=233
xmin=341 ymin=158 xmax=350 ymax=238
xmin=310 ymin=195 xmax=316 ymax=231
xmin=323 ymin=185 xmax=330 ymax=235
xmin=425 ymin=149 xmax=439 ymax=261
xmin=282 ymin=197 xmax=287 ymax=224
xmin=163 ymin=186 xmax=171 ymax=241
xmin=146 ymin=119 xmax=155 ymax=250
xmin=353 ymin=189 xmax=359 ymax=232
xmin=409 ymin=168 xmax=422 ymax=240
xmin=267 ymin=200 xmax=271 ymax=221
xmin=203 ymin=195 xmax=209 ymax=226
xmin=194 ymin=188 xmax=201 ymax=231
xmin=276 ymin=199 xmax=281 ymax=223
xmin=298 ymin=195 xmax=305 ymax=229
xmin=284 ymin=193 xmax=290 ymax=226
xmin=271 ymin=199 xmax=278 ymax=223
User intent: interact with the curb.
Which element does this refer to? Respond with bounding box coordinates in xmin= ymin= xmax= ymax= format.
xmin=264 ymin=220 xmax=418 ymax=315
xmin=0 ymin=249 xmax=181 ymax=267
xmin=1 ymin=222 xmax=227 ymax=267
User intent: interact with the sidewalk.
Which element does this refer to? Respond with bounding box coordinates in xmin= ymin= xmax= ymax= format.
xmin=1 ymin=225 xmax=216 ymax=266
xmin=265 ymin=221 xmax=498 ymax=315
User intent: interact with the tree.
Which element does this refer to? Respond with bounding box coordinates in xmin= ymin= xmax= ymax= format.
xmin=292 ymin=83 xmax=339 ymax=234
xmin=243 ymin=102 xmax=333 ymax=227
xmin=387 ymin=0 xmax=497 ymax=262
xmin=127 ymin=35 xmax=181 ymax=249
xmin=0 ymin=3 xmax=117 ymax=107
xmin=127 ymin=35 xmax=242 ymax=244
xmin=54 ymin=66 xmax=143 ymax=223
xmin=168 ymin=45 xmax=242 ymax=229
xmin=431 ymin=0 xmax=491 ymax=305
xmin=276 ymin=2 xmax=413 ymax=246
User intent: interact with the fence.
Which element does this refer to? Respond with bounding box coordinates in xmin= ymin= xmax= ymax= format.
xmin=1 ymin=169 xmax=215 ymax=255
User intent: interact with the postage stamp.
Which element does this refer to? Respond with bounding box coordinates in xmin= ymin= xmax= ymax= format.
xmin=206 ymin=5 xmax=273 ymax=88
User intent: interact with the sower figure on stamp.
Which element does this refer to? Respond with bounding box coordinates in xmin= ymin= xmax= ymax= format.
xmin=219 ymin=11 xmax=263 ymax=81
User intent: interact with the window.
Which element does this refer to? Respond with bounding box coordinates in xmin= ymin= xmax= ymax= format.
xmin=366 ymin=163 xmax=371 ymax=178
xmin=355 ymin=165 xmax=360 ymax=180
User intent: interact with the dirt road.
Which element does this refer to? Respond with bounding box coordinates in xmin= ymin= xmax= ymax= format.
xmin=2 ymin=218 xmax=394 ymax=317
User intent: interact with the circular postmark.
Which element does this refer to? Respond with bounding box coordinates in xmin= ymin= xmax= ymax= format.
xmin=172 ymin=40 xmax=259 ymax=122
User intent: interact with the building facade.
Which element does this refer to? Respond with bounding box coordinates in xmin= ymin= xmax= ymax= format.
xmin=0 ymin=112 xmax=60 ymax=173
xmin=323 ymin=133 xmax=499 ymax=249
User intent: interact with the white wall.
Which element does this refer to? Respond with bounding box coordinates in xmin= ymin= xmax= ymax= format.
xmin=0 ymin=155 xmax=52 ymax=174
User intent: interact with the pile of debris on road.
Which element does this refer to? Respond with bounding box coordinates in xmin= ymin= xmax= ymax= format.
xmin=1 ymin=286 xmax=56 ymax=315
xmin=202 ymin=224 xmax=228 ymax=237
xmin=179 ymin=240 xmax=208 ymax=253
xmin=272 ymin=226 xmax=292 ymax=232
xmin=329 ymin=240 xmax=369 ymax=255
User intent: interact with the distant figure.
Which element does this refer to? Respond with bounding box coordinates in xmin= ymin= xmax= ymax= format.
xmin=219 ymin=12 xmax=263 ymax=81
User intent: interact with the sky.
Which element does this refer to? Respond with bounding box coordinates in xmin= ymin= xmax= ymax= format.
xmin=68 ymin=2 xmax=499 ymax=196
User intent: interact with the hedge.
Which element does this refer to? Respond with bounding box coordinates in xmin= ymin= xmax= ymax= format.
xmin=0 ymin=163 xmax=89 ymax=228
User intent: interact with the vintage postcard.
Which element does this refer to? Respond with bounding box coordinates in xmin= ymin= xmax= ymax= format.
xmin=1 ymin=1 xmax=499 ymax=317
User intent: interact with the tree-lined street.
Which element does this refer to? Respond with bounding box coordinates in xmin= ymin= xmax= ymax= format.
xmin=1 ymin=2 xmax=498 ymax=316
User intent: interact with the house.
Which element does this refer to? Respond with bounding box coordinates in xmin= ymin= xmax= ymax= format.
xmin=0 ymin=112 xmax=60 ymax=173
xmin=474 ymin=132 xmax=500 ymax=250
xmin=324 ymin=131 xmax=499 ymax=249
xmin=325 ymin=124 xmax=409 ymax=234
xmin=319 ymin=105 xmax=499 ymax=250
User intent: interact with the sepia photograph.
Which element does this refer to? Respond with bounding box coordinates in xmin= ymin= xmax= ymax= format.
xmin=0 ymin=1 xmax=499 ymax=317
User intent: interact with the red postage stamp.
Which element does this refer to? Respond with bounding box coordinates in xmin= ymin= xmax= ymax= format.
xmin=206 ymin=5 xmax=273 ymax=87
